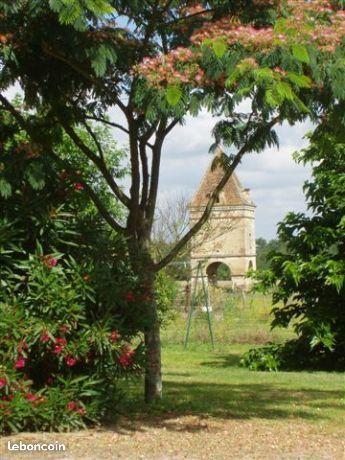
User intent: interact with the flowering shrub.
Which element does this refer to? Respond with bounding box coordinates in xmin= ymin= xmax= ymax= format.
xmin=0 ymin=243 xmax=145 ymax=433
xmin=0 ymin=110 xmax=146 ymax=433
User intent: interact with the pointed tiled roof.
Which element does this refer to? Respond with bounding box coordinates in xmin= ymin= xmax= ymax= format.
xmin=189 ymin=147 xmax=254 ymax=207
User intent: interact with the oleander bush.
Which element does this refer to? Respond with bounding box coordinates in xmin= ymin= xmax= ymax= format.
xmin=0 ymin=106 xmax=147 ymax=433
xmin=0 ymin=240 xmax=145 ymax=433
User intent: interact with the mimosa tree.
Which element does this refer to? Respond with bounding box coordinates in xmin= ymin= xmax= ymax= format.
xmin=0 ymin=0 xmax=344 ymax=402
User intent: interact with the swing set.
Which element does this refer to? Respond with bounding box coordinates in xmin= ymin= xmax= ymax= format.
xmin=184 ymin=261 xmax=215 ymax=349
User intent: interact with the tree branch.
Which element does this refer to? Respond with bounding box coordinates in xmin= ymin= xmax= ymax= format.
xmin=0 ymin=94 xmax=126 ymax=234
xmin=61 ymin=121 xmax=131 ymax=207
xmin=41 ymin=43 xmax=128 ymax=117
xmin=85 ymin=115 xmax=130 ymax=135
xmin=127 ymin=116 xmax=141 ymax=233
xmin=81 ymin=120 xmax=105 ymax=160
xmin=146 ymin=118 xmax=167 ymax=226
xmin=47 ymin=152 xmax=127 ymax=234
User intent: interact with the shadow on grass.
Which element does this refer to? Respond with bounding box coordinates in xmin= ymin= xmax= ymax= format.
xmin=114 ymin=380 xmax=344 ymax=435
xmin=200 ymin=353 xmax=242 ymax=367
xmin=111 ymin=351 xmax=343 ymax=434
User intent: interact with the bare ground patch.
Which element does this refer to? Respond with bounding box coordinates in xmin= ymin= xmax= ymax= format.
xmin=1 ymin=415 xmax=344 ymax=460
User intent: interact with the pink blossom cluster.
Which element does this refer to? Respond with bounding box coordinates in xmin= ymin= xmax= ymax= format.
xmin=118 ymin=347 xmax=135 ymax=367
xmin=282 ymin=0 xmax=345 ymax=53
xmin=66 ymin=401 xmax=86 ymax=415
xmin=191 ymin=20 xmax=277 ymax=50
xmin=137 ymin=0 xmax=344 ymax=88
xmin=137 ymin=47 xmax=204 ymax=87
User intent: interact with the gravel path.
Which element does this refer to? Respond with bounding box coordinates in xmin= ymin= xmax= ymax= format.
xmin=1 ymin=415 xmax=344 ymax=460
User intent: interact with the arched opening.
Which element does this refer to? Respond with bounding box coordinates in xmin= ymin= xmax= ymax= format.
xmin=206 ymin=262 xmax=231 ymax=284
xmin=248 ymin=260 xmax=253 ymax=270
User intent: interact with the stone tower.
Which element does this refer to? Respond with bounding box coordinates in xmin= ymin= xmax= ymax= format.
xmin=189 ymin=149 xmax=256 ymax=290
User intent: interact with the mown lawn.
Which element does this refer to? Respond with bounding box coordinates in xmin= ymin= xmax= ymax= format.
xmin=123 ymin=344 xmax=345 ymax=431
xmin=2 ymin=345 xmax=344 ymax=459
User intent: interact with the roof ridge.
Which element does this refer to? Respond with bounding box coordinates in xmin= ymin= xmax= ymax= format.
xmin=189 ymin=148 xmax=254 ymax=207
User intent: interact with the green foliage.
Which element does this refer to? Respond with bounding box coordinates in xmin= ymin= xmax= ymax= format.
xmin=48 ymin=0 xmax=115 ymax=30
xmin=248 ymin=105 xmax=345 ymax=371
xmin=212 ymin=39 xmax=227 ymax=59
xmin=240 ymin=344 xmax=281 ymax=371
xmin=0 ymin=221 xmax=145 ymax=434
xmin=86 ymin=44 xmax=117 ymax=77
xmin=165 ymin=85 xmax=182 ymax=106
xmin=291 ymin=44 xmax=310 ymax=64
xmin=255 ymin=238 xmax=286 ymax=270
xmin=0 ymin=109 xmax=146 ymax=433
xmin=155 ymin=270 xmax=178 ymax=326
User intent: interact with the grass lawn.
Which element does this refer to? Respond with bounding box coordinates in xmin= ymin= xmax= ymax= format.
xmin=124 ymin=344 xmax=345 ymax=430
xmin=161 ymin=292 xmax=296 ymax=345
xmin=1 ymin=344 xmax=344 ymax=459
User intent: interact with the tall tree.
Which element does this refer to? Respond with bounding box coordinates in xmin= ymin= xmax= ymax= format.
xmin=0 ymin=0 xmax=344 ymax=401
xmin=247 ymin=103 xmax=345 ymax=370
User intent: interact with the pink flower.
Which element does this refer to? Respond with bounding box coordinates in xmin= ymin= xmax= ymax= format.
xmin=43 ymin=255 xmax=58 ymax=268
xmin=76 ymin=407 xmax=86 ymax=415
xmin=118 ymin=349 xmax=135 ymax=368
xmin=59 ymin=324 xmax=69 ymax=334
xmin=40 ymin=332 xmax=50 ymax=343
xmin=74 ymin=183 xmax=84 ymax=191
xmin=67 ymin=401 xmax=77 ymax=411
xmin=49 ymin=258 xmax=58 ymax=267
xmin=66 ymin=356 xmax=77 ymax=367
xmin=14 ymin=357 xmax=26 ymax=369
xmin=53 ymin=345 xmax=63 ymax=355
xmin=0 ymin=378 xmax=6 ymax=388
xmin=25 ymin=393 xmax=37 ymax=402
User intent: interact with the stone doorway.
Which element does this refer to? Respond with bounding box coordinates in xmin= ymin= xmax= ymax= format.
xmin=206 ymin=262 xmax=231 ymax=284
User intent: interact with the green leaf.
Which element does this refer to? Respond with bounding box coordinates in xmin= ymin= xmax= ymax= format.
xmin=265 ymin=89 xmax=279 ymax=107
xmin=253 ymin=67 xmax=275 ymax=83
xmin=0 ymin=178 xmax=12 ymax=198
xmin=274 ymin=18 xmax=287 ymax=34
xmin=25 ymin=163 xmax=45 ymax=190
xmin=328 ymin=59 xmax=345 ymax=100
xmin=166 ymin=85 xmax=182 ymax=106
xmin=212 ymin=39 xmax=227 ymax=58
xmin=292 ymin=44 xmax=310 ymax=64
xmin=275 ymin=81 xmax=294 ymax=101
xmin=286 ymin=72 xmax=312 ymax=88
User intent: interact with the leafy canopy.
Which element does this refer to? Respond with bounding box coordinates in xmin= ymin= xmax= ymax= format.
xmin=251 ymin=103 xmax=345 ymax=369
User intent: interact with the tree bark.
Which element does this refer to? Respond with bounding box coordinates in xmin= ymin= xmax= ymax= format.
xmin=144 ymin=296 xmax=162 ymax=403
xmin=128 ymin=232 xmax=162 ymax=403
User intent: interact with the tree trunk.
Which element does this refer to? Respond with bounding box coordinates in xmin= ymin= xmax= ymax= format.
xmin=144 ymin=306 xmax=162 ymax=403
xmin=128 ymin=225 xmax=162 ymax=403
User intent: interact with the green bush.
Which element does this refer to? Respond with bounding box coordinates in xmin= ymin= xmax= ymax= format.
xmin=247 ymin=107 xmax=345 ymax=371
xmin=0 ymin=240 xmax=145 ymax=434
xmin=0 ymin=107 xmax=146 ymax=433
xmin=240 ymin=344 xmax=281 ymax=371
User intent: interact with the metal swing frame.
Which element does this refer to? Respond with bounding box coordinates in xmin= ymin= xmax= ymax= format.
xmin=184 ymin=261 xmax=215 ymax=349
